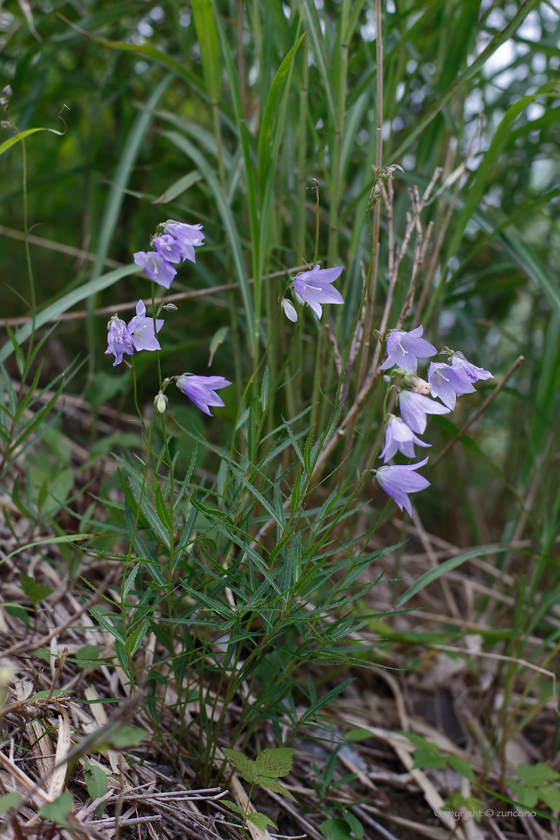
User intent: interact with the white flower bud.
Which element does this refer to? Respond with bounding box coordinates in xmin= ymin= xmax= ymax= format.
xmin=154 ymin=391 xmax=168 ymax=413
xmin=281 ymin=298 xmax=298 ymax=323
xmin=162 ymin=302 xmax=178 ymax=310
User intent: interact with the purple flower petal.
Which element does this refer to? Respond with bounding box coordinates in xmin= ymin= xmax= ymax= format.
xmin=292 ymin=264 xmax=344 ymax=319
xmin=380 ymin=416 xmax=431 ymax=463
xmin=176 ymin=374 xmax=231 ymax=416
xmin=375 ymin=457 xmax=430 ymax=516
xmin=163 ymin=220 xmax=204 ymax=264
xmin=128 ymin=300 xmax=164 ymax=353
xmin=451 ymin=352 xmax=493 ymax=383
xmin=154 ymin=234 xmax=184 ymax=264
xmin=399 ymin=390 xmax=450 ymax=434
xmin=105 ymin=316 xmax=134 ymax=367
xmin=133 ymin=251 xmax=177 ymax=289
xmin=380 ymin=325 xmax=437 ymax=372
xmin=428 ymin=362 xmax=475 ymax=409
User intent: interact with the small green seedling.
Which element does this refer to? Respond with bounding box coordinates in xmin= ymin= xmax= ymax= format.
xmin=508 ymin=763 xmax=560 ymax=811
xmin=222 ymin=746 xmax=295 ymax=835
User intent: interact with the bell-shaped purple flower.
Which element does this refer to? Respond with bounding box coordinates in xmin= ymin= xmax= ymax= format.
xmin=153 ymin=234 xmax=184 ymax=264
xmin=399 ymin=390 xmax=450 ymax=435
xmin=105 ymin=316 xmax=134 ymax=367
xmin=428 ymin=362 xmax=475 ymax=410
xmin=379 ymin=325 xmax=437 ymax=372
xmin=380 ymin=416 xmax=431 ymax=463
xmin=451 ymin=352 xmax=493 ymax=383
xmin=292 ymin=264 xmax=344 ymax=319
xmin=176 ymin=374 xmax=231 ymax=416
xmin=374 ymin=457 xmax=430 ymax=517
xmin=133 ymin=251 xmax=177 ymax=289
xmin=128 ymin=300 xmax=164 ymax=352
xmin=162 ymin=220 xmax=204 ymax=263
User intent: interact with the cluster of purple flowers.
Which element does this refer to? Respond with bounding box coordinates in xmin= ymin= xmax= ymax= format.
xmin=373 ymin=326 xmax=492 ymax=516
xmin=133 ymin=220 xmax=204 ymax=289
xmin=106 ymin=221 xmax=231 ymax=416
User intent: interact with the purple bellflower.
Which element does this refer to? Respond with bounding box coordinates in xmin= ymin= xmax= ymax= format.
xmin=374 ymin=458 xmax=430 ymax=517
xmin=428 ymin=362 xmax=475 ymax=410
xmin=379 ymin=325 xmax=437 ymax=372
xmin=292 ymin=264 xmax=344 ymax=319
xmin=133 ymin=251 xmax=177 ymax=289
xmin=176 ymin=374 xmax=231 ymax=416
xmin=451 ymin=352 xmax=493 ymax=383
xmin=105 ymin=301 xmax=163 ymax=366
xmin=153 ymin=234 xmax=184 ymax=264
xmin=399 ymin=390 xmax=450 ymax=435
xmin=380 ymin=416 xmax=431 ymax=463
xmin=162 ymin=221 xmax=204 ymax=263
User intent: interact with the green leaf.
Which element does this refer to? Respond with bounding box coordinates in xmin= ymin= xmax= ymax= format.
xmin=191 ymin=0 xmax=221 ymax=103
xmin=19 ymin=573 xmax=53 ymax=606
xmin=320 ymin=818 xmax=353 ymax=840
xmin=39 ymin=792 xmax=74 ymax=828
xmin=208 ymin=326 xmax=229 ymax=366
xmin=154 ymin=482 xmax=173 ymax=532
xmin=517 ymin=762 xmax=560 ymax=787
xmin=246 ymin=812 xmax=277 ymax=831
xmin=412 ymin=747 xmax=446 ymax=770
xmin=222 ymin=799 xmax=245 ymax=816
xmin=447 ymin=755 xmax=475 ymax=783
xmin=395 ymin=547 xmax=508 ymax=608
xmin=0 ymin=792 xmax=21 ymax=814
xmin=75 ymin=645 xmax=100 ymax=667
xmin=101 ymin=725 xmax=145 ymax=750
xmin=257 ymin=778 xmax=296 ymax=800
xmin=152 ymin=169 xmax=202 ymax=204
xmin=344 ymin=728 xmax=373 ymax=742
xmin=538 ymin=785 xmax=560 ymax=811
xmin=0 ymin=124 xmax=67 ymax=158
xmin=509 ymin=780 xmax=538 ymax=809
xmin=343 ymin=811 xmax=364 ymax=839
xmin=84 ymin=763 xmax=108 ymax=818
xmin=222 ymin=748 xmax=258 ymax=783
xmin=254 ymin=747 xmax=295 ymax=778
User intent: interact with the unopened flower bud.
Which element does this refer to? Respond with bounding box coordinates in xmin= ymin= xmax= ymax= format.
xmin=154 ymin=391 xmax=168 ymax=413
xmin=0 ymin=98 xmax=7 ymax=107
xmin=162 ymin=302 xmax=178 ymax=311
xmin=293 ymin=290 xmax=305 ymax=306
xmin=1 ymin=121 xmax=11 ymax=129
xmin=281 ymin=298 xmax=297 ymax=323
xmin=2 ymin=85 xmax=12 ymax=98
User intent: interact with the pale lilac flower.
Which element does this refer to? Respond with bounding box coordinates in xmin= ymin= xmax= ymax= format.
xmin=379 ymin=326 xmax=437 ymax=372
xmin=292 ymin=264 xmax=344 ymax=319
xmin=281 ymin=299 xmax=298 ymax=322
xmin=428 ymin=362 xmax=475 ymax=410
xmin=399 ymin=390 xmax=450 ymax=435
xmin=128 ymin=300 xmax=164 ymax=352
xmin=153 ymin=234 xmax=184 ymax=264
xmin=162 ymin=220 xmax=204 ymax=263
xmin=380 ymin=416 xmax=431 ymax=463
xmin=105 ymin=316 xmax=134 ymax=367
xmin=105 ymin=301 xmax=163 ymax=366
xmin=451 ymin=352 xmax=493 ymax=383
xmin=133 ymin=251 xmax=177 ymax=289
xmin=374 ymin=458 xmax=430 ymax=517
xmin=176 ymin=374 xmax=231 ymax=416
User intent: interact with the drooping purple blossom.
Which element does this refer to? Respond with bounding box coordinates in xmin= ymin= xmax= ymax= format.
xmin=428 ymin=362 xmax=475 ymax=410
xmin=379 ymin=326 xmax=437 ymax=372
xmin=162 ymin=220 xmax=204 ymax=263
xmin=176 ymin=374 xmax=231 ymax=416
xmin=380 ymin=416 xmax=431 ymax=463
xmin=133 ymin=251 xmax=177 ymax=289
xmin=105 ymin=301 xmax=163 ymax=366
xmin=292 ymin=264 xmax=344 ymax=319
xmin=451 ymin=352 xmax=493 ymax=383
xmin=105 ymin=316 xmax=134 ymax=367
xmin=153 ymin=234 xmax=185 ymax=264
xmin=399 ymin=390 xmax=450 ymax=435
xmin=374 ymin=458 xmax=430 ymax=517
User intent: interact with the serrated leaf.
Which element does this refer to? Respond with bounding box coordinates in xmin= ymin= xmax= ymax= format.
xmin=0 ymin=792 xmax=21 ymax=814
xmin=538 ymin=785 xmax=560 ymax=811
xmin=246 ymin=811 xmax=277 ymax=831
xmin=258 ymin=778 xmax=296 ymax=800
xmin=222 ymin=748 xmax=258 ymax=782
xmin=517 ymin=762 xmax=560 ymax=787
xmin=39 ymin=792 xmax=74 ymax=828
xmin=222 ymin=799 xmax=246 ymax=816
xmin=19 ymin=573 xmax=53 ymax=606
xmin=447 ymin=755 xmax=475 ymax=783
xmin=254 ymin=747 xmax=295 ymax=778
